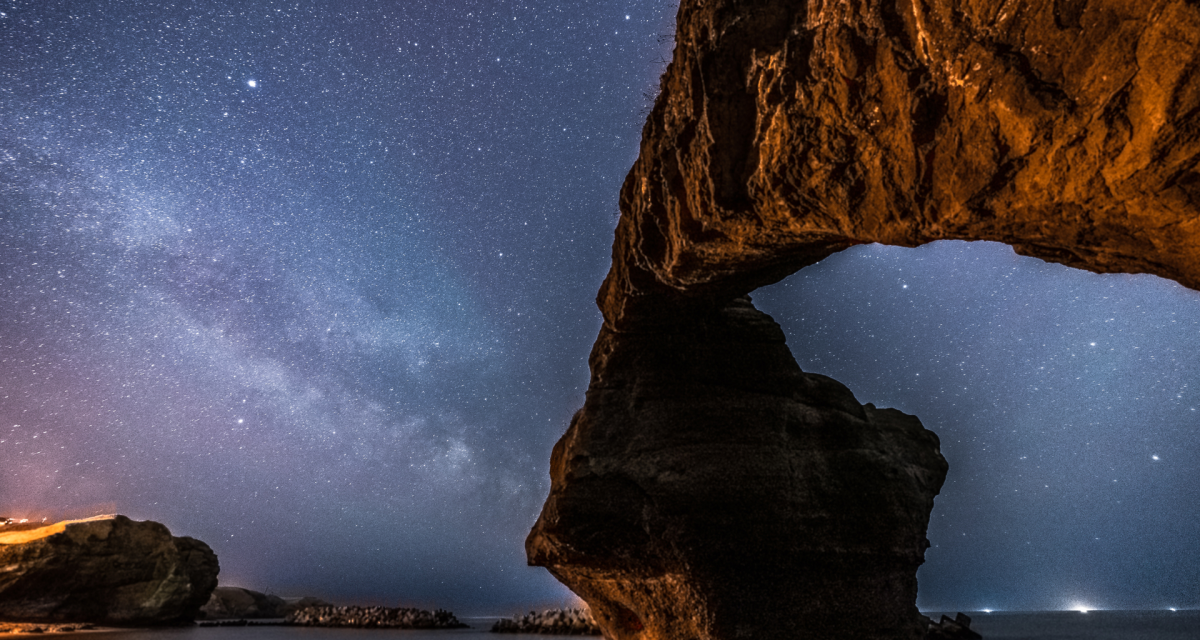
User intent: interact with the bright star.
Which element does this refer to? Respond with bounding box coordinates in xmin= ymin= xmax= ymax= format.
xmin=1152 ymin=454 xmax=1160 ymax=461
xmin=247 ymin=79 xmax=257 ymax=88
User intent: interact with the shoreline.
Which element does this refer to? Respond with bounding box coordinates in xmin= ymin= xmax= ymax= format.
xmin=0 ymin=623 xmax=119 ymax=636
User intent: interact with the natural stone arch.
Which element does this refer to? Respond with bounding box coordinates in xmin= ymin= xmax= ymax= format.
xmin=529 ymin=1 xmax=1200 ymax=639
xmin=601 ymin=0 xmax=1200 ymax=328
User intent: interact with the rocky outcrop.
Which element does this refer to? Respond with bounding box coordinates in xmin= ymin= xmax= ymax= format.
xmin=199 ymin=587 xmax=331 ymax=620
xmin=530 ymin=1 xmax=1199 ymax=638
xmin=0 ymin=515 xmax=219 ymax=625
xmin=529 ymin=298 xmax=947 ymax=639
xmin=284 ymin=605 xmax=466 ymax=629
xmin=201 ymin=587 xmax=286 ymax=619
xmin=491 ymin=608 xmax=601 ymax=635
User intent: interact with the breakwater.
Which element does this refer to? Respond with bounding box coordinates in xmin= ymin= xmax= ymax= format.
xmin=491 ymin=608 xmax=600 ymax=635
xmin=285 ymin=605 xmax=467 ymax=629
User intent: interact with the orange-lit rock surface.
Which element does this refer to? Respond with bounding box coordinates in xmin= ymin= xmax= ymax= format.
xmin=0 ymin=515 xmax=218 ymax=625
xmin=602 ymin=0 xmax=1200 ymax=328
xmin=530 ymin=1 xmax=1200 ymax=638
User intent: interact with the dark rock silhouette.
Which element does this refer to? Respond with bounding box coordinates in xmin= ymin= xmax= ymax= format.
xmin=528 ymin=298 xmax=947 ymax=638
xmin=200 ymin=587 xmax=286 ymax=620
xmin=199 ymin=587 xmax=332 ymax=620
xmin=0 ymin=515 xmax=218 ymax=625
xmin=529 ymin=0 xmax=1200 ymax=638
xmin=924 ymin=612 xmax=984 ymax=640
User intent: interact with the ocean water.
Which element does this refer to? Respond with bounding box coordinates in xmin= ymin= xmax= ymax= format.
xmin=38 ymin=611 xmax=1200 ymax=639
xmin=950 ymin=610 xmax=1200 ymax=640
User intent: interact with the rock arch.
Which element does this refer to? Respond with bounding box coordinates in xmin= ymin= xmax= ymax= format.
xmin=528 ymin=1 xmax=1199 ymax=638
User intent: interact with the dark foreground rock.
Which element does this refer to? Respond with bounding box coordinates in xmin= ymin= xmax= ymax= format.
xmin=528 ymin=298 xmax=948 ymax=639
xmin=200 ymin=587 xmax=331 ymax=620
xmin=491 ymin=608 xmax=600 ymax=635
xmin=285 ymin=605 xmax=466 ymax=629
xmin=0 ymin=515 xmax=218 ymax=625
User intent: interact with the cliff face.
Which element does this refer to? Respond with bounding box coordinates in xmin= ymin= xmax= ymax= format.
xmin=0 ymin=515 xmax=219 ymax=625
xmin=530 ymin=1 xmax=1200 ymax=639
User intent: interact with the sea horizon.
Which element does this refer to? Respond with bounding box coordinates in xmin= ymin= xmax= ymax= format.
xmin=8 ymin=609 xmax=1199 ymax=640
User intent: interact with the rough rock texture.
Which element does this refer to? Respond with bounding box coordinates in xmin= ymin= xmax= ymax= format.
xmin=531 ymin=1 xmax=1200 ymax=638
xmin=529 ymin=299 xmax=947 ymax=639
xmin=603 ymin=0 xmax=1200 ymax=328
xmin=0 ymin=515 xmax=219 ymax=625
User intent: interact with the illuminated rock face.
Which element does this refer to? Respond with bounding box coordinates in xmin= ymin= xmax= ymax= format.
xmin=0 ymin=515 xmax=218 ymax=625
xmin=530 ymin=0 xmax=1199 ymax=638
xmin=601 ymin=0 xmax=1200 ymax=328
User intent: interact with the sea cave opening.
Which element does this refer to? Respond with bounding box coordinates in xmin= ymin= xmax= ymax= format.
xmin=751 ymin=240 xmax=1200 ymax=613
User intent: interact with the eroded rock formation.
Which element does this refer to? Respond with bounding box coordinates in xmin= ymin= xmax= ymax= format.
xmin=529 ymin=299 xmax=947 ymax=639
xmin=603 ymin=0 xmax=1200 ymax=328
xmin=0 ymin=515 xmax=218 ymax=625
xmin=530 ymin=0 xmax=1200 ymax=638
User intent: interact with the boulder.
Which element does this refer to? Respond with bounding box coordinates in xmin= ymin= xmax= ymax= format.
xmin=0 ymin=515 xmax=219 ymax=625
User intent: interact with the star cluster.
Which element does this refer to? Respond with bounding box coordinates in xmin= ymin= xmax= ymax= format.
xmin=2 ymin=0 xmax=1197 ymax=615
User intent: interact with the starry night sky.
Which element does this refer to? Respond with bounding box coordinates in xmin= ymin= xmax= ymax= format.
xmin=2 ymin=0 xmax=1197 ymax=616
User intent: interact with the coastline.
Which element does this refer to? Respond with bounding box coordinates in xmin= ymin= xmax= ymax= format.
xmin=0 ymin=623 xmax=118 ymax=635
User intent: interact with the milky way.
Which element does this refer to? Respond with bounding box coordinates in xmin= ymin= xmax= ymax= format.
xmin=2 ymin=0 xmax=1197 ymax=615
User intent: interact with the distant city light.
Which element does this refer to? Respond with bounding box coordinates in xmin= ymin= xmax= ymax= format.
xmin=1067 ymin=601 xmax=1093 ymax=614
